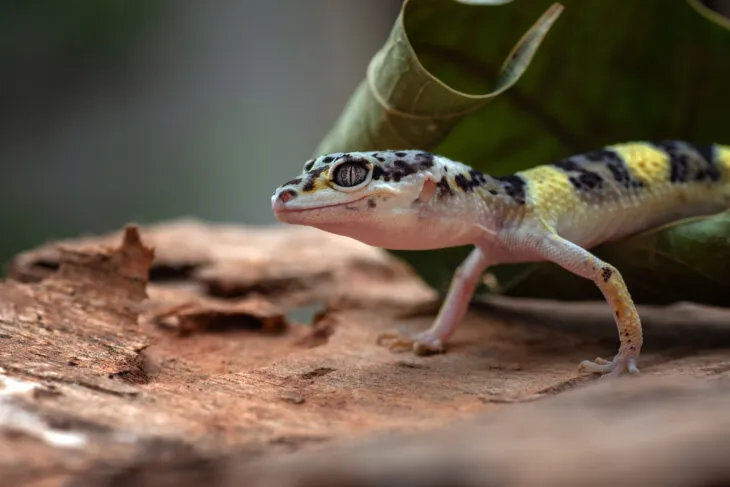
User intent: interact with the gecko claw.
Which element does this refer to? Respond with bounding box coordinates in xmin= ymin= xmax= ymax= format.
xmin=412 ymin=333 xmax=445 ymax=356
xmin=578 ymin=353 xmax=640 ymax=377
xmin=375 ymin=332 xmax=413 ymax=352
xmin=376 ymin=331 xmax=445 ymax=356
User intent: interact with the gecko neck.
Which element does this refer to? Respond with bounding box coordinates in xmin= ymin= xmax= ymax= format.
xmin=401 ymin=155 xmax=528 ymax=248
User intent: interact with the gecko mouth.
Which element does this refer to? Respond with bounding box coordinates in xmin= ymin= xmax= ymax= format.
xmin=273 ymin=194 xmax=371 ymax=214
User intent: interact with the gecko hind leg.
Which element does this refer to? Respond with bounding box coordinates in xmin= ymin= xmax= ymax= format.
xmin=536 ymin=232 xmax=643 ymax=377
xmin=376 ymin=247 xmax=489 ymax=356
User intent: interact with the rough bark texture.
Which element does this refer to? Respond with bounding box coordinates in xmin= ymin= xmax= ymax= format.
xmin=1 ymin=219 xmax=730 ymax=487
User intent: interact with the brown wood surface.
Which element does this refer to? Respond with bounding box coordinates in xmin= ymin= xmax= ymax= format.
xmin=2 ymin=220 xmax=730 ymax=487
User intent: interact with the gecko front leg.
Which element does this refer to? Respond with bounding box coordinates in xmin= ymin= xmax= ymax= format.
xmin=534 ymin=232 xmax=642 ymax=376
xmin=377 ymin=247 xmax=490 ymax=355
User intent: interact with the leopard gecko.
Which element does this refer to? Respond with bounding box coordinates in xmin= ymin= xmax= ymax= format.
xmin=271 ymin=141 xmax=730 ymax=376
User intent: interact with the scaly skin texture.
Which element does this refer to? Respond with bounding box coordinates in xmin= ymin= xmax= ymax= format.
xmin=271 ymin=141 xmax=730 ymax=377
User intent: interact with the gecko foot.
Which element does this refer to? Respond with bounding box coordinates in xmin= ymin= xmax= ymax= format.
xmin=578 ymin=352 xmax=640 ymax=377
xmin=376 ymin=330 xmax=445 ymax=356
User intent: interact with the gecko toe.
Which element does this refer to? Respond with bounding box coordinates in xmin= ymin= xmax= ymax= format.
xmin=627 ymin=358 xmax=640 ymax=375
xmin=578 ymin=358 xmax=614 ymax=374
xmin=375 ymin=332 xmax=413 ymax=352
xmin=412 ymin=334 xmax=444 ymax=356
xmin=578 ymin=353 xmax=641 ymax=377
xmin=376 ymin=331 xmax=445 ymax=355
xmin=413 ymin=336 xmax=444 ymax=355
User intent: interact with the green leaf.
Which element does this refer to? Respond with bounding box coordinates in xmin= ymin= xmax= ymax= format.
xmin=688 ymin=0 xmax=730 ymax=30
xmin=455 ymin=0 xmax=515 ymax=5
xmin=314 ymin=0 xmax=730 ymax=304
xmin=492 ymin=211 xmax=730 ymax=306
xmin=314 ymin=0 xmax=563 ymax=155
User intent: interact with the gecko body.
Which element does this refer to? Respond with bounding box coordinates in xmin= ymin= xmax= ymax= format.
xmin=272 ymin=141 xmax=730 ymax=376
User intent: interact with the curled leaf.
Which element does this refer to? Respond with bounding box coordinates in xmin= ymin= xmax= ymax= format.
xmin=687 ymin=0 xmax=730 ymax=29
xmin=314 ymin=0 xmax=563 ymax=155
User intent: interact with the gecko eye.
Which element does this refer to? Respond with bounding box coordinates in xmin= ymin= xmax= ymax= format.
xmin=331 ymin=159 xmax=372 ymax=189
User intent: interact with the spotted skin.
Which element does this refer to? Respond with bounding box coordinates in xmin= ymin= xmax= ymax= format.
xmin=272 ymin=141 xmax=730 ymax=377
xmin=652 ymin=141 xmax=721 ymax=183
xmin=551 ymin=149 xmax=645 ymax=199
xmin=493 ymin=175 xmax=528 ymax=205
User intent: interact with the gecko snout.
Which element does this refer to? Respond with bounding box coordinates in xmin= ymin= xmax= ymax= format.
xmin=271 ymin=188 xmax=298 ymax=211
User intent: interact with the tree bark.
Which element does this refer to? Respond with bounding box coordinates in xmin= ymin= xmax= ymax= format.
xmin=2 ymin=220 xmax=730 ymax=487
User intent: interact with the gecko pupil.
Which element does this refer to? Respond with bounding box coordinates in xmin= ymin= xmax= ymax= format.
xmin=333 ymin=161 xmax=369 ymax=187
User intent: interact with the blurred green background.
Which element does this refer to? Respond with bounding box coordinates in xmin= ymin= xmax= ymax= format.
xmin=0 ymin=0 xmax=401 ymax=268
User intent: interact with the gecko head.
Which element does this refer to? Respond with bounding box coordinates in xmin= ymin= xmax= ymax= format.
xmin=271 ymin=150 xmax=442 ymax=247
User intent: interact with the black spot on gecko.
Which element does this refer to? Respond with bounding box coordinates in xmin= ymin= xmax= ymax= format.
xmin=469 ymin=169 xmax=486 ymax=183
xmin=585 ymin=150 xmax=644 ymax=189
xmin=394 ymin=159 xmax=417 ymax=177
xmin=437 ymin=177 xmax=453 ymax=198
xmin=322 ymin=156 xmax=335 ymax=163
xmin=654 ymin=141 xmax=687 ymax=182
xmin=302 ymin=166 xmax=327 ymax=192
xmin=371 ymin=157 xmax=422 ymax=184
xmin=303 ymin=160 xmax=315 ymax=172
xmin=454 ymin=173 xmax=470 ymax=192
xmin=395 ymin=151 xmax=407 ymax=157
xmin=283 ymin=178 xmax=302 ymax=187
xmin=372 ymin=153 xmax=387 ymax=163
xmin=601 ymin=267 xmax=613 ymax=282
xmin=555 ymin=158 xmax=605 ymax=192
xmin=392 ymin=159 xmax=407 ymax=169
xmin=554 ymin=149 xmax=646 ymax=195
xmin=574 ymin=172 xmax=603 ymax=190
xmin=493 ymin=175 xmax=527 ymax=205
xmin=689 ymin=143 xmax=720 ymax=180
xmin=372 ymin=166 xmax=385 ymax=181
xmin=553 ymin=159 xmax=580 ymax=171
xmin=416 ymin=152 xmax=435 ymax=169
xmin=367 ymin=198 xmax=377 ymax=209
xmin=654 ymin=141 xmax=720 ymax=184
xmin=465 ymin=169 xmax=490 ymax=191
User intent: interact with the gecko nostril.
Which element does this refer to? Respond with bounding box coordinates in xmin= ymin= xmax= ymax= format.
xmin=278 ymin=189 xmax=297 ymax=203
